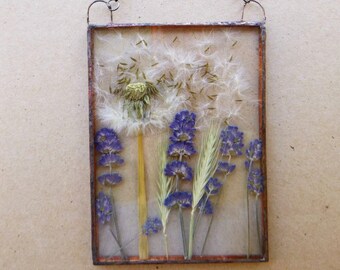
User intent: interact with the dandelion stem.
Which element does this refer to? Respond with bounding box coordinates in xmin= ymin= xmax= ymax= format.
xmin=246 ymin=160 xmax=253 ymax=259
xmin=137 ymin=131 xmax=148 ymax=259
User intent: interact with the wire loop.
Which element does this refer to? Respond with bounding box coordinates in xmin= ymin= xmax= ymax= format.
xmin=241 ymin=0 xmax=266 ymax=22
xmin=87 ymin=0 xmax=120 ymax=25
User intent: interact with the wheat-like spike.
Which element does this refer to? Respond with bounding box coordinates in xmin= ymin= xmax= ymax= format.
xmin=192 ymin=124 xmax=221 ymax=209
xmin=188 ymin=123 xmax=221 ymax=259
xmin=156 ymin=142 xmax=174 ymax=258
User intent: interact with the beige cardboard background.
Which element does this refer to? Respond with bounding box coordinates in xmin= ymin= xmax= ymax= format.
xmin=0 ymin=0 xmax=339 ymax=269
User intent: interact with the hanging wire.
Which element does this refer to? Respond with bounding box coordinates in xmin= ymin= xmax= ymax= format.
xmin=241 ymin=0 xmax=266 ymax=22
xmin=87 ymin=0 xmax=120 ymax=25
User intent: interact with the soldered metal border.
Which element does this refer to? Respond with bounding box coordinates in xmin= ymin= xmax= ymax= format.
xmin=88 ymin=21 xmax=267 ymax=265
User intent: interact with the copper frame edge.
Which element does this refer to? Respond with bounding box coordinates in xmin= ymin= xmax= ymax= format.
xmin=87 ymin=22 xmax=268 ymax=265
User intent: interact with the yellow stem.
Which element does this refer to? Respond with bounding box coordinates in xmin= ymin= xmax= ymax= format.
xmin=138 ymin=131 xmax=148 ymax=259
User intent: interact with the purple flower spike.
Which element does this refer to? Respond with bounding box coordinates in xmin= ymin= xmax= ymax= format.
xmin=167 ymin=142 xmax=196 ymax=158
xmin=164 ymin=161 xmax=193 ymax=181
xmin=247 ymin=168 xmax=264 ymax=195
xmin=96 ymin=192 xmax=112 ymax=224
xmin=164 ymin=191 xmax=193 ymax=208
xmin=246 ymin=139 xmax=262 ymax=161
xmin=205 ymin=178 xmax=223 ymax=195
xmin=142 ymin=217 xmax=163 ymax=236
xmin=169 ymin=110 xmax=196 ymax=131
xmin=198 ymin=196 xmax=214 ymax=215
xmin=98 ymin=173 xmax=123 ymax=185
xmin=95 ymin=128 xmax=123 ymax=154
xmin=217 ymin=161 xmax=236 ymax=174
xmin=220 ymin=125 xmax=244 ymax=156
xmin=99 ymin=153 xmax=124 ymax=167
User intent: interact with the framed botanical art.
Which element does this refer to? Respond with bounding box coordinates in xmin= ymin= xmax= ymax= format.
xmin=87 ymin=0 xmax=267 ymax=265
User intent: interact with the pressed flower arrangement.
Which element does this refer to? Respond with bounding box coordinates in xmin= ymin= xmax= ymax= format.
xmin=88 ymin=21 xmax=267 ymax=265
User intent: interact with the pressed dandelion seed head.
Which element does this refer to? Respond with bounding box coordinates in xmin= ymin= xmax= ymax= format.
xmin=247 ymin=168 xmax=264 ymax=195
xmin=205 ymin=177 xmax=223 ymax=195
xmin=246 ymin=139 xmax=263 ymax=161
xmin=220 ymin=125 xmax=244 ymax=156
xmin=164 ymin=191 xmax=193 ymax=208
xmin=217 ymin=161 xmax=236 ymax=175
xmin=142 ymin=217 xmax=163 ymax=236
xmin=96 ymin=192 xmax=112 ymax=224
xmin=98 ymin=173 xmax=123 ymax=186
xmin=94 ymin=31 xmax=251 ymax=134
xmin=98 ymin=153 xmax=124 ymax=167
xmin=164 ymin=161 xmax=193 ymax=181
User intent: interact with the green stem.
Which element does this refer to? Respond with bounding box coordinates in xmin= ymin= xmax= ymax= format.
xmin=188 ymin=209 xmax=195 ymax=259
xmin=200 ymin=171 xmax=229 ymax=256
xmin=110 ymin=193 xmax=126 ymax=260
xmin=175 ymin=154 xmax=187 ymax=258
xmin=112 ymin=232 xmax=140 ymax=256
xmin=179 ymin=207 xmax=187 ymax=259
xmin=163 ymin=230 xmax=169 ymax=259
xmin=246 ymin=160 xmax=253 ymax=259
xmin=255 ymin=194 xmax=262 ymax=254
xmin=193 ymin=191 xmax=211 ymax=237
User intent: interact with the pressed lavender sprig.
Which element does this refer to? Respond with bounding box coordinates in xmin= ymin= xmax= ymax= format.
xmin=200 ymin=125 xmax=243 ymax=256
xmin=95 ymin=128 xmax=126 ymax=259
xmin=165 ymin=110 xmax=196 ymax=259
xmin=188 ymin=123 xmax=221 ymax=259
xmin=245 ymin=139 xmax=263 ymax=258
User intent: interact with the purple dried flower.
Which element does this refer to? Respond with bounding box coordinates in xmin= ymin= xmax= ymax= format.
xmin=247 ymin=168 xmax=264 ymax=195
xmin=164 ymin=161 xmax=193 ymax=181
xmin=220 ymin=125 xmax=244 ymax=156
xmin=142 ymin=217 xmax=163 ymax=236
xmin=216 ymin=161 xmax=236 ymax=174
xmin=164 ymin=191 xmax=193 ymax=208
xmin=198 ymin=196 xmax=214 ymax=215
xmin=246 ymin=139 xmax=262 ymax=161
xmin=169 ymin=110 xmax=196 ymax=131
xmin=205 ymin=178 xmax=223 ymax=195
xmin=99 ymin=153 xmax=124 ymax=167
xmin=96 ymin=192 xmax=112 ymax=224
xmin=170 ymin=129 xmax=195 ymax=143
xmin=167 ymin=142 xmax=196 ymax=158
xmin=98 ymin=173 xmax=122 ymax=185
xmin=95 ymin=128 xmax=123 ymax=154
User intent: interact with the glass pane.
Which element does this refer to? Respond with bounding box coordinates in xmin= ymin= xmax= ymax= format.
xmin=89 ymin=24 xmax=266 ymax=263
